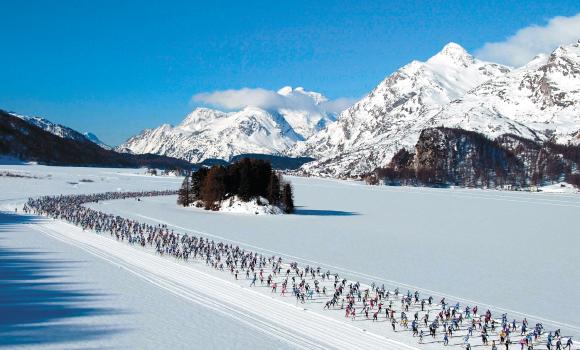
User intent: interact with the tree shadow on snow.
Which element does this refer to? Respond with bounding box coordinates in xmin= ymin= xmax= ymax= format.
xmin=293 ymin=207 xmax=359 ymax=216
xmin=0 ymin=211 xmax=125 ymax=347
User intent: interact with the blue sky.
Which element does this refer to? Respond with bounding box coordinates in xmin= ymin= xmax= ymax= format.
xmin=1 ymin=1 xmax=579 ymax=145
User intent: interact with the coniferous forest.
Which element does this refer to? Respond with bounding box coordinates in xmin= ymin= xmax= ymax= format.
xmin=177 ymin=158 xmax=295 ymax=213
xmin=366 ymin=127 xmax=580 ymax=189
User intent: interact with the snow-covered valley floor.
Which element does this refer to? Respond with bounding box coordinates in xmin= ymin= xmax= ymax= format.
xmin=1 ymin=164 xmax=579 ymax=349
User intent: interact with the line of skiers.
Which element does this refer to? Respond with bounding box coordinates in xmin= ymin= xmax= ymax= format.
xmin=23 ymin=191 xmax=576 ymax=350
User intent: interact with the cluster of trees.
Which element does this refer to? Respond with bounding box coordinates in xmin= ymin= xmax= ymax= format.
xmin=567 ymin=173 xmax=580 ymax=188
xmin=370 ymin=128 xmax=526 ymax=188
xmin=177 ymin=158 xmax=295 ymax=213
xmin=366 ymin=128 xmax=580 ymax=190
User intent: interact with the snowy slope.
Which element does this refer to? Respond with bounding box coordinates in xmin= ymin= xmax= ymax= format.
xmin=298 ymin=42 xmax=580 ymax=177
xmin=1 ymin=165 xmax=579 ymax=349
xmin=0 ymin=168 xmax=292 ymax=350
xmin=294 ymin=43 xmax=518 ymax=177
xmin=8 ymin=112 xmax=88 ymax=142
xmin=91 ymin=177 xmax=580 ymax=335
xmin=118 ymin=107 xmax=302 ymax=163
xmin=276 ymin=86 xmax=336 ymax=138
xmin=4 ymin=111 xmax=111 ymax=149
xmin=118 ymin=87 xmax=336 ymax=163
xmin=430 ymin=41 xmax=580 ymax=145
xmin=83 ymin=131 xmax=111 ymax=149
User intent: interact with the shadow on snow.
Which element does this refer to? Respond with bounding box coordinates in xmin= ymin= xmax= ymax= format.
xmin=293 ymin=207 xmax=359 ymax=216
xmin=0 ymin=211 xmax=125 ymax=347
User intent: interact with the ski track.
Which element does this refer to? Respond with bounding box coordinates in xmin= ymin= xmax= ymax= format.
xmin=31 ymin=225 xmax=320 ymax=350
xmin=129 ymin=212 xmax=580 ymax=334
xmin=29 ymin=218 xmax=420 ymax=350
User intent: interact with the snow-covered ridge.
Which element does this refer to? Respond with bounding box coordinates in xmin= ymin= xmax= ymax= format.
xmin=296 ymin=41 xmax=580 ymax=177
xmin=118 ymin=87 xmax=337 ymax=162
xmin=8 ymin=112 xmax=88 ymax=142
xmin=294 ymin=42 xmax=514 ymax=177
xmin=83 ymin=132 xmax=111 ymax=150
xmin=118 ymin=107 xmax=301 ymax=163
xmin=431 ymin=40 xmax=580 ymax=145
xmin=5 ymin=111 xmax=110 ymax=149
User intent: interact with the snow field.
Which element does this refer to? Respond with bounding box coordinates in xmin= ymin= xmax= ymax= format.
xmin=24 ymin=199 xmax=578 ymax=350
xmin=0 ymin=211 xmax=294 ymax=350
xmin=90 ymin=176 xmax=580 ymax=334
xmin=28 ymin=217 xmax=420 ymax=350
xmin=2 ymin=164 xmax=579 ymax=349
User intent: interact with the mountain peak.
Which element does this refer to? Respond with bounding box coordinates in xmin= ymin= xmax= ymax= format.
xmin=276 ymin=86 xmax=328 ymax=104
xmin=441 ymin=42 xmax=468 ymax=55
xmin=83 ymin=132 xmax=111 ymax=149
xmin=179 ymin=107 xmax=227 ymax=129
xmin=277 ymin=86 xmax=293 ymax=95
xmin=430 ymin=42 xmax=474 ymax=66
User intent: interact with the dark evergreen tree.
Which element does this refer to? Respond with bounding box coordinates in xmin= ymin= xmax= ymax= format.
xmin=237 ymin=159 xmax=252 ymax=201
xmin=177 ymin=175 xmax=191 ymax=207
xmin=185 ymin=158 xmax=294 ymax=213
xmin=281 ymin=183 xmax=294 ymax=213
xmin=568 ymin=173 xmax=580 ymax=188
xmin=201 ymin=166 xmax=226 ymax=210
xmin=190 ymin=167 xmax=208 ymax=201
xmin=268 ymin=172 xmax=281 ymax=205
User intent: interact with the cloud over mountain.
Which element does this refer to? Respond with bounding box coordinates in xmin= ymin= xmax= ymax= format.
xmin=476 ymin=13 xmax=580 ymax=67
xmin=192 ymin=87 xmax=355 ymax=114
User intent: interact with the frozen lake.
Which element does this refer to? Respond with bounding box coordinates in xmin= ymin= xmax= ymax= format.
xmin=0 ymin=165 xmax=291 ymax=349
xmin=1 ymin=164 xmax=579 ymax=349
xmin=0 ymin=211 xmax=292 ymax=350
xmin=91 ymin=176 xmax=580 ymax=334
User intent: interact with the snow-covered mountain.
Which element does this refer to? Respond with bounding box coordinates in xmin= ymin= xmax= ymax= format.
xmin=296 ymin=42 xmax=580 ymax=177
xmin=119 ymin=87 xmax=336 ymax=162
xmin=294 ymin=43 xmax=518 ymax=177
xmin=0 ymin=109 xmax=192 ymax=168
xmin=276 ymin=86 xmax=336 ymax=139
xmin=118 ymin=107 xmax=302 ymax=163
xmin=6 ymin=111 xmax=111 ymax=149
xmin=9 ymin=112 xmax=88 ymax=142
xmin=119 ymin=42 xmax=580 ymax=176
xmin=430 ymin=41 xmax=580 ymax=145
xmin=83 ymin=132 xmax=111 ymax=150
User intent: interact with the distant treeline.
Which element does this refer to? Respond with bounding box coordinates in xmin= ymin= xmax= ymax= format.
xmin=177 ymin=158 xmax=295 ymax=213
xmin=366 ymin=127 xmax=580 ymax=190
xmin=199 ymin=153 xmax=315 ymax=170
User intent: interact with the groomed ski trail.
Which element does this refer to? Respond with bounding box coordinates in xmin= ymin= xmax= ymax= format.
xmin=30 ymin=217 xmax=419 ymax=350
xmin=129 ymin=212 xmax=580 ymax=334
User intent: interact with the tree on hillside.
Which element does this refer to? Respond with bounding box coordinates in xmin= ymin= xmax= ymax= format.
xmin=183 ymin=158 xmax=294 ymax=213
xmin=281 ymin=183 xmax=294 ymax=213
xmin=190 ymin=167 xmax=208 ymax=201
xmin=250 ymin=159 xmax=272 ymax=198
xmin=177 ymin=175 xmax=191 ymax=207
xmin=201 ymin=166 xmax=226 ymax=210
xmin=237 ymin=159 xmax=252 ymax=201
xmin=268 ymin=172 xmax=281 ymax=205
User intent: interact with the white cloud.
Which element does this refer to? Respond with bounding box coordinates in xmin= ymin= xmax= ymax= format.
xmin=192 ymin=87 xmax=356 ymax=115
xmin=321 ymin=97 xmax=358 ymax=114
xmin=475 ymin=13 xmax=580 ymax=67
